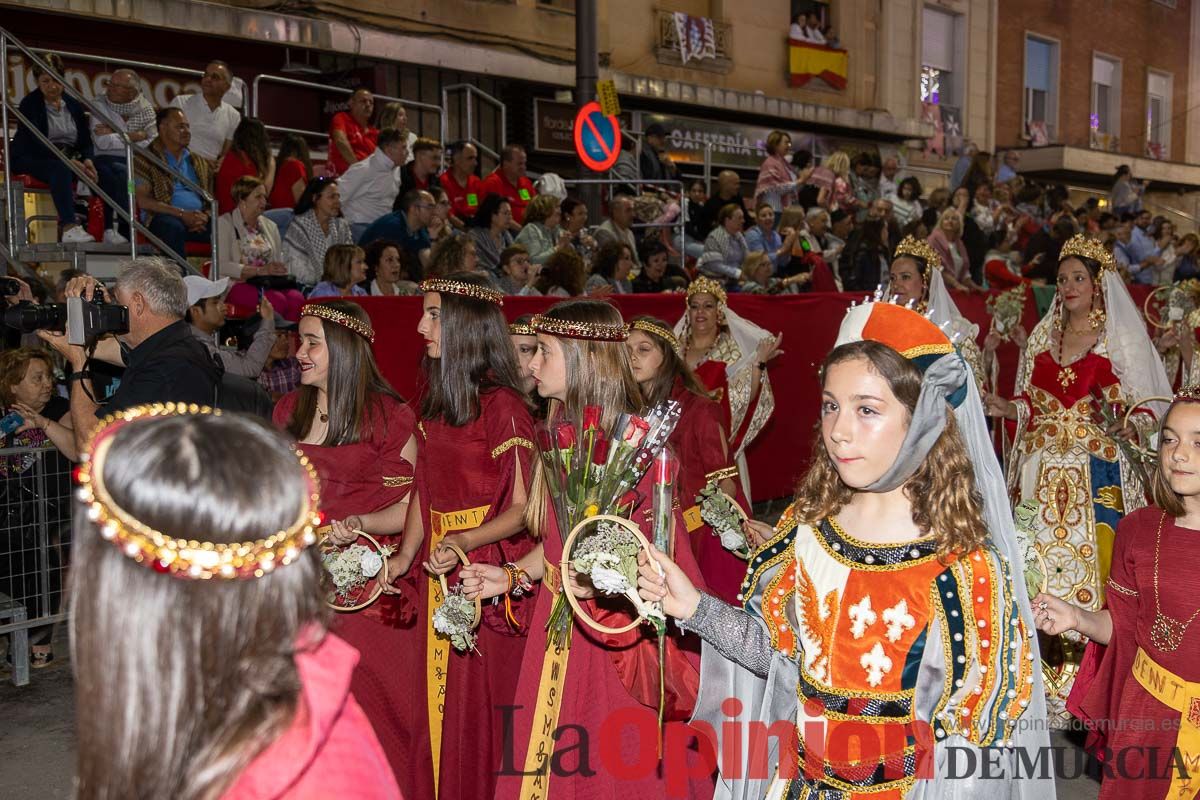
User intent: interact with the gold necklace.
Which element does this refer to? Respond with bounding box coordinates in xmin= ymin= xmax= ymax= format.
xmin=1150 ymin=512 xmax=1200 ymax=653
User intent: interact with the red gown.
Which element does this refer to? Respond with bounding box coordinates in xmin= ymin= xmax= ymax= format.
xmin=1069 ymin=506 xmax=1200 ymax=799
xmin=494 ymin=467 xmax=716 ymax=800
xmin=271 ymin=392 xmax=429 ymax=798
xmin=669 ymin=382 xmax=751 ymax=605
xmin=413 ymin=387 xmax=538 ymax=800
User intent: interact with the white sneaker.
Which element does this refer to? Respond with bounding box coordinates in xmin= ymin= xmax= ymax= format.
xmin=103 ymin=229 xmax=128 ymax=244
xmin=62 ymin=227 xmax=95 ymax=244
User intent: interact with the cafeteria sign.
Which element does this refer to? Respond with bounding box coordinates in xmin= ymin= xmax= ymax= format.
xmin=636 ymin=112 xmax=772 ymax=169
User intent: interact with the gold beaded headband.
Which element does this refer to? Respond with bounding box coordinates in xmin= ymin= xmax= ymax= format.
xmin=301 ymin=303 xmax=376 ymax=343
xmin=629 ymin=319 xmax=678 ymax=349
xmin=419 ymin=278 xmax=504 ymax=306
xmin=1059 ymin=234 xmax=1115 ymax=274
xmin=76 ymin=404 xmax=323 ymax=580
xmin=509 ymin=322 xmax=536 ymax=336
xmin=1176 ymin=384 xmax=1200 ymax=403
xmin=687 ymin=276 xmax=728 ymax=307
xmin=892 ymin=235 xmax=941 ymax=279
xmin=531 ymin=313 xmax=629 ymax=342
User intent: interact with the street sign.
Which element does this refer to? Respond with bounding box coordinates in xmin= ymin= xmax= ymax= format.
xmin=573 ymin=101 xmax=622 ymax=172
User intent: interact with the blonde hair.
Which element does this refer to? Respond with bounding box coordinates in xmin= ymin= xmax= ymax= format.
xmin=741 ymin=251 xmax=771 ymax=279
xmin=793 ymin=341 xmax=988 ymax=559
xmin=937 ymin=207 xmax=963 ymax=237
xmin=523 ymin=194 xmax=560 ymax=226
xmin=825 ymin=151 xmax=850 ymax=180
xmin=321 ymin=244 xmax=365 ymax=289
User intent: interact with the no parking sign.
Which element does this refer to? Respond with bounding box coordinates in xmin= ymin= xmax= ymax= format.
xmin=573 ymin=101 xmax=622 ymax=172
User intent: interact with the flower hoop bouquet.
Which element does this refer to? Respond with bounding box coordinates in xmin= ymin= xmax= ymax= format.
xmin=536 ymin=401 xmax=682 ymax=649
xmin=697 ymin=479 xmax=752 ymax=559
xmin=986 ymin=285 xmax=1026 ymax=340
xmin=321 ymin=531 xmax=393 ymax=612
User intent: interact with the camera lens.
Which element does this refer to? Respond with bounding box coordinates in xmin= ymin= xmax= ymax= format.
xmin=2 ymin=303 xmax=67 ymax=332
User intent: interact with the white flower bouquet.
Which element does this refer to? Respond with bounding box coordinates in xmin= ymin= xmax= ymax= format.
xmin=433 ymin=587 xmax=481 ymax=654
xmin=571 ymin=519 xmax=665 ymax=626
xmin=697 ymin=480 xmax=751 ymax=559
xmin=321 ymin=533 xmax=393 ymax=611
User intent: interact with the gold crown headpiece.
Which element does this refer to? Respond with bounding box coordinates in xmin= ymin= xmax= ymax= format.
xmin=301 ymin=303 xmax=375 ymax=343
xmin=687 ymin=276 xmax=728 ymax=307
xmin=1176 ymin=384 xmax=1200 ymax=403
xmin=508 ymin=322 xmax=536 ymax=336
xmin=892 ymin=235 xmax=941 ymax=278
xmin=1058 ymin=234 xmax=1115 ymax=273
xmin=419 ymin=278 xmax=504 ymax=306
xmin=531 ymin=313 xmax=628 ymax=342
xmin=629 ymin=319 xmax=678 ymax=349
xmin=76 ymin=404 xmax=323 ymax=580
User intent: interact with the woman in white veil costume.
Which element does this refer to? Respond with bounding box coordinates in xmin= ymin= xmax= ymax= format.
xmin=641 ymin=299 xmax=1056 ymax=800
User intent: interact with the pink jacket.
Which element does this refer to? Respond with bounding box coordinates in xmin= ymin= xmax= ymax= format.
xmin=926 ymin=227 xmax=971 ymax=283
xmin=221 ymin=632 xmax=403 ymax=800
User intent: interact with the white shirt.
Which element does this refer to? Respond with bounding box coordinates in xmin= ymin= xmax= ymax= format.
xmin=169 ymin=93 xmax=240 ymax=162
xmin=90 ymin=94 xmax=157 ymax=156
xmin=337 ymin=148 xmax=402 ymax=225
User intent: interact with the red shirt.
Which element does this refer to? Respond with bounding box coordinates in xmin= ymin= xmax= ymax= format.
xmin=327 ymin=112 xmax=378 ymax=177
xmin=439 ymin=171 xmax=484 ymax=222
xmin=215 ymin=150 xmax=258 ymax=215
xmin=270 ymin=157 xmax=309 ymax=210
xmin=478 ymin=169 xmax=536 ymax=224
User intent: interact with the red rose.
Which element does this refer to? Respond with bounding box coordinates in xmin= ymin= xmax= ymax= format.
xmin=653 ymin=449 xmax=678 ymax=485
xmin=592 ymin=436 xmax=610 ymax=465
xmin=582 ymin=405 xmax=602 ymax=433
xmin=555 ymin=421 xmax=578 ymax=450
xmin=618 ymin=490 xmax=640 ymax=510
xmin=623 ymin=416 xmax=651 ymax=449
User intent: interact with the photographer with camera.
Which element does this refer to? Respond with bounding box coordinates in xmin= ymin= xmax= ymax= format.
xmin=37 ymin=258 xmax=223 ymax=453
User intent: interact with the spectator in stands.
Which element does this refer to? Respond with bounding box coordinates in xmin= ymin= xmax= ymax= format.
xmin=399 ymin=137 xmax=442 ymax=197
xmin=184 ymin=275 xmax=275 ymax=378
xmin=948 ymin=141 xmax=977 ymax=192
xmin=216 ymin=176 xmax=304 ymax=321
xmin=270 ymin=133 xmax=312 ymax=210
xmin=927 ymin=207 xmax=981 ymax=292
xmin=0 ymin=347 xmax=75 ymax=461
xmin=1171 ymin=233 xmax=1200 ymax=281
xmin=480 ymin=144 xmax=537 ymax=226
xmin=594 ymin=194 xmax=640 ymax=265
xmin=561 ymin=197 xmax=597 ymax=263
xmin=700 ymin=170 xmax=749 ymax=236
xmin=257 ymin=321 xmax=301 ymax=401
xmin=683 ymin=179 xmax=708 ymax=259
xmin=890 ymin=176 xmax=923 ymax=228
xmin=515 ymin=194 xmax=569 ymax=265
xmin=281 ymin=177 xmax=353 ymax=287
xmin=849 ymin=153 xmax=879 ymax=220
xmin=439 ymin=140 xmax=483 ymax=228
xmin=11 ymin=52 xmax=98 ymax=244
xmin=878 ymin=156 xmax=901 ymax=200
xmin=587 ymin=240 xmax=635 ymax=295
xmin=698 ymin=204 xmax=749 ymax=283
xmin=426 ymin=186 xmax=454 ymax=244
xmin=90 ymin=67 xmax=156 ymax=243
xmin=215 ymin=117 xmax=275 ymax=215
xmin=754 ymin=130 xmax=798 ymax=218
xmin=309 ymin=244 xmax=368 ymax=298
xmin=134 ymin=107 xmax=213 ymax=261
xmin=467 ymin=194 xmax=516 ymax=275
xmin=959 ymin=151 xmax=994 ymax=200
xmin=995 ymin=150 xmax=1021 ymax=184
xmin=327 ymin=88 xmax=377 ymax=178
xmin=428 ymin=235 xmax=479 ymax=278
xmin=632 ymin=240 xmax=680 ymax=293
xmin=358 ymin=189 xmax=434 ymax=275
xmin=639 ymin=123 xmax=680 ymax=184
xmin=363 ymin=239 xmax=419 ymax=296
xmin=807 ymin=151 xmax=854 ymax=214
xmin=536 ymin=249 xmax=586 ymax=297
xmin=1111 ymin=165 xmax=1145 ymax=216
xmin=495 ymin=244 xmax=540 ymax=296
xmin=169 ymin=60 xmax=240 ymax=166
xmin=336 ymin=128 xmax=408 ymax=240
xmin=839 ymin=217 xmax=889 ymax=292
xmin=745 ymin=202 xmax=797 ymax=274
xmin=741 ymin=250 xmax=808 ymax=294
xmin=376 ymin=101 xmax=418 ymax=163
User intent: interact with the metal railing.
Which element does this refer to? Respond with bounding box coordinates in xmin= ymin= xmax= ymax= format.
xmin=1 ymin=26 xmax=213 ymax=274
xmin=442 ymin=83 xmax=506 ymax=165
xmin=559 ymin=177 xmax=686 ymax=261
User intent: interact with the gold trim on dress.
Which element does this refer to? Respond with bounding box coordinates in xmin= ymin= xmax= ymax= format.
xmin=704 ymin=465 xmax=740 ymax=483
xmin=1106 ymin=577 xmax=1139 ymax=597
xmin=491 ymin=436 xmax=534 ymax=459
xmin=382 ymin=475 xmax=413 ymax=488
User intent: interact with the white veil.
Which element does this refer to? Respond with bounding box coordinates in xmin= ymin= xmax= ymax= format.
xmin=925 ymin=267 xmax=981 ymax=342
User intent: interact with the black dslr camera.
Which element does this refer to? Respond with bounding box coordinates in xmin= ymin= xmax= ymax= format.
xmin=3 ymin=281 xmax=129 ymax=345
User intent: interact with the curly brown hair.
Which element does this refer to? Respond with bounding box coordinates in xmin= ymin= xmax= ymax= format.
xmin=793 ymin=340 xmax=988 ymax=559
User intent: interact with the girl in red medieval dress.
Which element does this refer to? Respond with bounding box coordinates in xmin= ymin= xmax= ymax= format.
xmin=271 ymin=300 xmax=424 ymax=796
xmin=1036 ymin=392 xmax=1200 ymax=800
xmin=459 ymin=300 xmax=716 ymax=799
xmin=398 ymin=272 xmax=538 ymax=800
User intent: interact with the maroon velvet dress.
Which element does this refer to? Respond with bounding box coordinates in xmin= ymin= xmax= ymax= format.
xmin=271 ymin=392 xmax=430 ymax=798
xmin=494 ymin=466 xmax=716 ymax=800
xmin=670 ymin=381 xmax=751 ymax=605
xmin=1068 ymin=506 xmax=1200 ymax=799
xmin=412 ymin=387 xmax=538 ymax=800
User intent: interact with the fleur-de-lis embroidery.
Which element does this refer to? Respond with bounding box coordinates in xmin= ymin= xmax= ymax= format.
xmin=848 ymin=596 xmax=877 ymax=639
xmin=882 ymin=599 xmax=916 ymax=643
xmin=860 ymin=642 xmax=893 ymax=687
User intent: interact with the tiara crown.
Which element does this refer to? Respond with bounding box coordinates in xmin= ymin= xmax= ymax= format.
xmin=1059 ymin=234 xmax=1115 ymax=273
xmin=301 ymin=303 xmax=375 ymax=343
xmin=687 ymin=276 xmax=728 ymax=307
xmin=629 ymin=319 xmax=678 ymax=349
xmin=892 ymin=235 xmax=941 ymax=276
xmin=419 ymin=278 xmax=504 ymax=306
xmin=531 ymin=313 xmax=628 ymax=342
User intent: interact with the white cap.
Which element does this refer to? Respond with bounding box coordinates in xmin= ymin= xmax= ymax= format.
xmin=184 ymin=275 xmax=230 ymax=307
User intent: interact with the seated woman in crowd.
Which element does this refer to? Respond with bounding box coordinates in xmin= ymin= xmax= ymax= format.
xmin=70 ymin=406 xmax=402 ymax=799
xmin=890 ymin=176 xmax=924 ymax=228
xmin=514 ymin=194 xmax=569 ymax=265
xmin=926 ymin=206 xmax=983 ymax=292
xmin=745 ymin=201 xmax=799 ymax=273
xmin=11 ymin=53 xmax=98 ymax=244
xmin=739 ymin=250 xmax=808 ymax=294
xmin=467 ymin=194 xmax=515 ymax=276
xmin=560 ymin=197 xmax=597 ymax=264
xmin=309 ymin=244 xmax=368 ymax=299
xmin=427 ymin=235 xmax=479 ymax=279
xmin=216 ymin=117 xmax=275 ymax=215
xmin=217 ymin=176 xmax=305 ymax=322
xmin=697 ymin=203 xmax=749 ymax=284
xmin=535 ymin=248 xmax=586 ymax=297
xmin=585 ymin=240 xmax=634 ymax=295
xmin=282 ymin=177 xmax=354 ymax=288
xmin=632 ymin=239 xmax=685 ymax=293
xmin=364 ymin=239 xmax=419 ymax=296
xmin=496 ymin=244 xmax=541 ymax=296
xmin=270 ymin=133 xmax=313 ymax=210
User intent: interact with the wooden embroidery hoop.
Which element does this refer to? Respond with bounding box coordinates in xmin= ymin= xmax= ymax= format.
xmin=435 ymin=540 xmax=482 ymax=628
xmin=560 ymin=514 xmax=658 ymax=636
xmin=325 ymin=530 xmax=390 ymax=613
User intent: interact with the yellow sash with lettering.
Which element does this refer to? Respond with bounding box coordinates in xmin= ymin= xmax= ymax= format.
xmin=1131 ymin=647 xmax=1200 ymax=799
xmin=682 ymin=505 xmax=704 ymax=533
xmin=426 ymin=503 xmax=490 ymax=797
xmin=517 ymin=560 xmax=572 ymax=800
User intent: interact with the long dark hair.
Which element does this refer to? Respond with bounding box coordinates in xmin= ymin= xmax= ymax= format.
xmin=231 ymin=117 xmax=272 ymax=177
xmin=277 ymin=133 xmax=313 ymax=184
xmin=470 ymin=194 xmax=511 ymax=230
xmin=287 ymin=301 xmax=401 ymax=445
xmin=592 ymin=240 xmax=632 ymax=280
xmin=536 ymin=249 xmax=586 ymax=296
xmin=294 ymin=176 xmax=337 ymax=216
xmin=628 ymin=315 xmax=712 ymax=407
xmin=70 ymin=412 xmax=327 ymax=800
xmin=419 ymin=272 xmax=527 ymax=426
